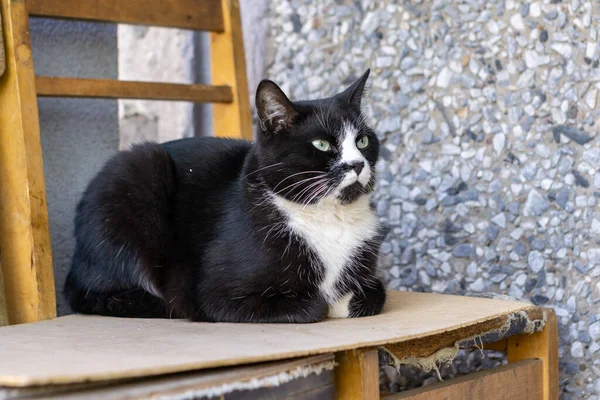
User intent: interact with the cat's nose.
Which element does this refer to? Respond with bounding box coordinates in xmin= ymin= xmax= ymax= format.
xmin=348 ymin=161 xmax=364 ymax=175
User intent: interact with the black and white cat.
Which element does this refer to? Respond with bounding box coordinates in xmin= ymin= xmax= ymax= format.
xmin=64 ymin=69 xmax=386 ymax=323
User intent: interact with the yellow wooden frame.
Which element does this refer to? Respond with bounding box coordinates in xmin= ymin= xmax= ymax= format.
xmin=210 ymin=0 xmax=253 ymax=140
xmin=0 ymin=0 xmax=56 ymax=325
xmin=337 ymin=310 xmax=559 ymax=400
xmin=0 ymin=0 xmax=252 ymax=325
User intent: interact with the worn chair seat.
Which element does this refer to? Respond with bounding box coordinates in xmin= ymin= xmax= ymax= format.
xmin=0 ymin=291 xmax=556 ymax=399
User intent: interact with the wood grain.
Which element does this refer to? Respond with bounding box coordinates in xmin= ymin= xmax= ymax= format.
xmin=335 ymin=348 xmax=380 ymax=400
xmin=210 ymin=0 xmax=253 ymax=140
xmin=482 ymin=339 xmax=508 ymax=352
xmin=0 ymin=0 xmax=56 ymax=324
xmin=26 ymin=0 xmax=224 ymax=32
xmin=508 ymin=310 xmax=558 ymax=400
xmin=389 ymin=360 xmax=543 ymax=400
xmin=35 ymin=77 xmax=233 ymax=103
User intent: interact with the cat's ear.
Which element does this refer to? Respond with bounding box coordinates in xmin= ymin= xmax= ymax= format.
xmin=338 ymin=69 xmax=370 ymax=106
xmin=256 ymin=80 xmax=298 ymax=134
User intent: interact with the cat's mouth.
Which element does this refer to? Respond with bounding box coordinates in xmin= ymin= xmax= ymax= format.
xmin=336 ymin=167 xmax=371 ymax=191
xmin=337 ymin=182 xmax=369 ymax=204
xmin=333 ymin=170 xmax=372 ymax=204
xmin=338 ymin=172 xmax=360 ymax=189
xmin=267 ymin=167 xmax=372 ymax=206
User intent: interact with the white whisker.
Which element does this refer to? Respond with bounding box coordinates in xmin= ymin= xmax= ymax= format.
xmin=243 ymin=162 xmax=284 ymax=179
xmin=272 ymin=170 xmax=325 ymax=191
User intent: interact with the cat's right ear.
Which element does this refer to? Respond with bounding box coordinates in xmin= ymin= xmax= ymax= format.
xmin=256 ymin=80 xmax=298 ymax=134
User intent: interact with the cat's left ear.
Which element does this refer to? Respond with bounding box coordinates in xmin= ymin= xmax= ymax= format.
xmin=256 ymin=80 xmax=298 ymax=134
xmin=338 ymin=69 xmax=370 ymax=106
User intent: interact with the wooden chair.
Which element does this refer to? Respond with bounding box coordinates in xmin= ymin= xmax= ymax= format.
xmin=0 ymin=291 xmax=557 ymax=399
xmin=0 ymin=0 xmax=252 ymax=326
xmin=0 ymin=2 xmax=559 ymax=399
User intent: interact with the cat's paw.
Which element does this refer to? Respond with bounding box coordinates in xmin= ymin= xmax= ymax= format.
xmin=348 ymin=279 xmax=386 ymax=318
xmin=327 ymin=293 xmax=353 ymax=318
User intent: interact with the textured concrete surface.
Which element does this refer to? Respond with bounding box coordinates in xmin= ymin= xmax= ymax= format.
xmin=118 ymin=0 xmax=268 ymax=144
xmin=240 ymin=0 xmax=270 ymax=119
xmin=118 ymin=26 xmax=196 ymax=148
xmin=265 ymin=0 xmax=600 ymax=398
xmin=30 ymin=19 xmax=119 ymax=316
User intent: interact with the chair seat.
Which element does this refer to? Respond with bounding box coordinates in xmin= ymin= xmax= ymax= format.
xmin=0 ymin=290 xmax=545 ymax=389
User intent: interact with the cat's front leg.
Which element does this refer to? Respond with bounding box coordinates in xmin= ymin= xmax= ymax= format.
xmin=329 ymin=277 xmax=386 ymax=319
xmin=348 ymin=278 xmax=386 ymax=318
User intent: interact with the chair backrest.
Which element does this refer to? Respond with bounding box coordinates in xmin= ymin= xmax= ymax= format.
xmin=0 ymin=0 xmax=252 ymax=325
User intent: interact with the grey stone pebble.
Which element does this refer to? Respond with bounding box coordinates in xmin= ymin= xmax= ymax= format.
xmin=571 ymin=341 xmax=585 ymax=358
xmin=574 ymin=261 xmax=588 ymax=275
xmin=453 ymin=244 xmax=474 ymax=258
xmin=514 ymin=242 xmax=527 ymax=256
xmin=469 ymin=278 xmax=485 ymax=292
xmin=572 ymin=170 xmax=590 ymax=188
xmin=528 ymin=251 xmax=545 ymax=273
xmin=508 ymin=202 xmax=520 ymax=216
xmin=590 ymin=321 xmax=600 ymax=341
xmin=523 ymin=190 xmax=550 ymax=217
xmin=491 ymin=213 xmax=506 ymax=229
xmin=531 ymin=239 xmax=547 ymax=251
xmin=487 ymin=225 xmax=500 ymax=241
xmin=531 ymin=294 xmax=549 ymax=305
xmin=399 ymin=247 xmax=415 ymax=265
xmin=552 ymin=126 xmax=594 ymax=145
xmin=556 ymin=187 xmax=570 ymax=209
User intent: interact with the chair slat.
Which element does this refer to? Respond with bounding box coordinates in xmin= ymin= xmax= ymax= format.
xmin=35 ymin=77 xmax=233 ymax=103
xmin=389 ymin=360 xmax=543 ymax=400
xmin=26 ymin=0 xmax=224 ymax=32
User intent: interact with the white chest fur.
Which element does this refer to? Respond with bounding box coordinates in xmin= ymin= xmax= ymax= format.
xmin=272 ymin=195 xmax=379 ymax=309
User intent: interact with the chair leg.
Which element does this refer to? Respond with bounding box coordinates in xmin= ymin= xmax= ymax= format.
xmin=507 ymin=310 xmax=558 ymax=400
xmin=335 ymin=348 xmax=380 ymax=400
xmin=0 ymin=0 xmax=56 ymax=324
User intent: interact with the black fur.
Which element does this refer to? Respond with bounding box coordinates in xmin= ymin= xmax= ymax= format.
xmin=65 ymin=70 xmax=386 ymax=322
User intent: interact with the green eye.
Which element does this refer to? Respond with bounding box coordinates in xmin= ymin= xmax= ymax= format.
xmin=312 ymin=139 xmax=331 ymax=152
xmin=356 ymin=136 xmax=370 ymax=149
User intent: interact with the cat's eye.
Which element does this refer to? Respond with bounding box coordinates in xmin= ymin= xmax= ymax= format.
xmin=312 ymin=139 xmax=331 ymax=152
xmin=356 ymin=136 xmax=370 ymax=149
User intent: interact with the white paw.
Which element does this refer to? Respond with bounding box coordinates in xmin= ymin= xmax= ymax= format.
xmin=327 ymin=293 xmax=353 ymax=318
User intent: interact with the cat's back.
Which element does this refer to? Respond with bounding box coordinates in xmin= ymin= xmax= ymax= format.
xmin=66 ymin=137 xmax=253 ymax=314
xmin=162 ymin=137 xmax=253 ymax=239
xmin=162 ymin=137 xmax=252 ymax=178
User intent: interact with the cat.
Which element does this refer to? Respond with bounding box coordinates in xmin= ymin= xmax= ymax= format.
xmin=64 ymin=69 xmax=386 ymax=323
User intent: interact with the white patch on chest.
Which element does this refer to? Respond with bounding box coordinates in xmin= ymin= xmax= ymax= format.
xmin=272 ymin=195 xmax=379 ymax=306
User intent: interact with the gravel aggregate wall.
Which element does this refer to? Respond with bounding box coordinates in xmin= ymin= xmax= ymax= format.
xmin=266 ymin=1 xmax=600 ymax=397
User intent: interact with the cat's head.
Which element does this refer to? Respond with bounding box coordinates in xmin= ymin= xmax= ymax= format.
xmin=252 ymin=70 xmax=378 ymax=205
